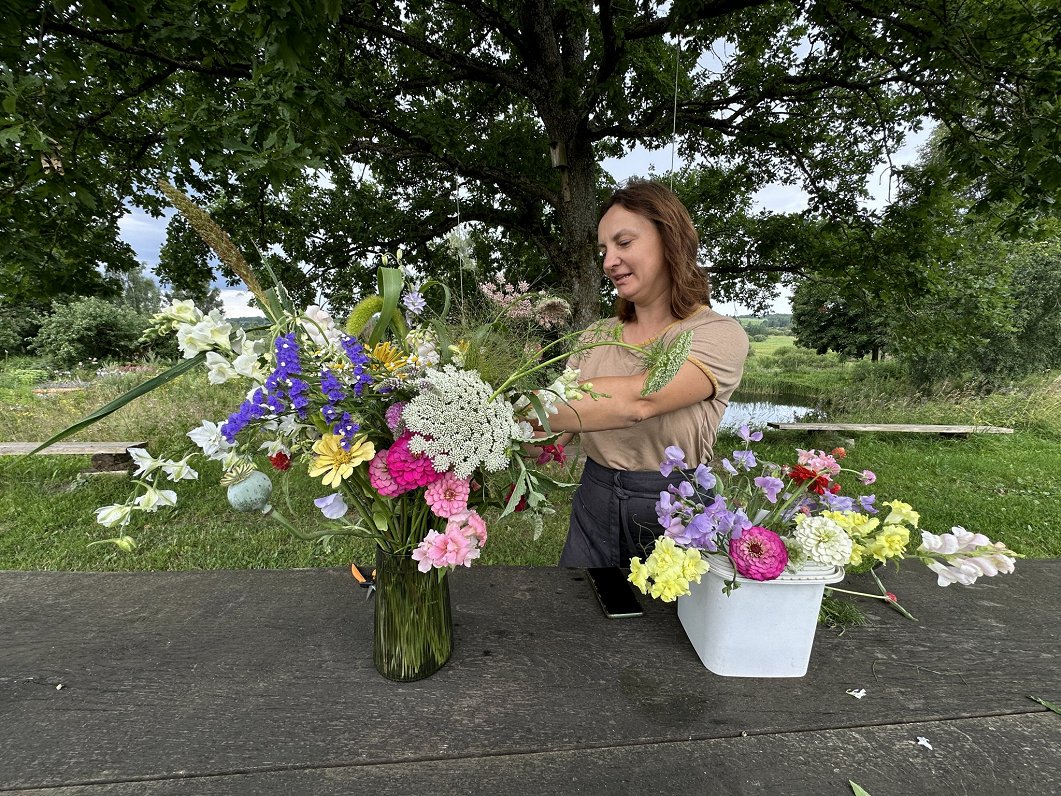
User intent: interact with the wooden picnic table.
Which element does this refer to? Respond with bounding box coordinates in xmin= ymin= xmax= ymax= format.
xmin=767 ymin=423 xmax=1013 ymax=438
xmin=2 ymin=563 xmax=1059 ymax=794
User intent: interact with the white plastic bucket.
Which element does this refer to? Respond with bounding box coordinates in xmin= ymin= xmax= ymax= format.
xmin=677 ymin=554 xmax=844 ymax=677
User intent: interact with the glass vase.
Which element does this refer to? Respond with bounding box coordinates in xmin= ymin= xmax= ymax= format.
xmin=373 ymin=547 xmax=453 ymax=681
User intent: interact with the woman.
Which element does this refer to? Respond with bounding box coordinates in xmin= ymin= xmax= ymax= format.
xmin=545 ymin=180 xmax=748 ymax=568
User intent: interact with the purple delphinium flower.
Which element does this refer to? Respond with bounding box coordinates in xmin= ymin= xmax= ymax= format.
xmin=738 ymin=424 xmax=764 ymax=444
xmin=733 ymin=449 xmax=757 ymax=470
xmin=659 ymin=445 xmax=688 ymax=477
xmin=754 ymin=475 xmax=784 ymax=503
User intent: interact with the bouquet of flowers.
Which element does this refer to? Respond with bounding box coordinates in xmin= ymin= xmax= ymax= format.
xmin=52 ymin=182 xmax=695 ymax=575
xmin=629 ymin=424 xmax=1020 ymax=611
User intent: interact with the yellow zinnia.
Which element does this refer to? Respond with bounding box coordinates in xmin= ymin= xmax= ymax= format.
xmin=308 ymin=434 xmax=375 ymax=488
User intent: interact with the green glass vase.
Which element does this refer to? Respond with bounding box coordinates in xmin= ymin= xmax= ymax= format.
xmin=373 ymin=548 xmax=453 ymax=681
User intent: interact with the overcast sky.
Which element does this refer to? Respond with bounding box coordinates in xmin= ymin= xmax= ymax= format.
xmin=118 ymin=127 xmax=930 ymax=318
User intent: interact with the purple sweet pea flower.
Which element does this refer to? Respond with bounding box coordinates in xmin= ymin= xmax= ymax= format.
xmin=738 ymin=424 xmax=764 ymax=443
xmin=659 ymin=445 xmax=688 ymax=477
xmin=721 ymin=458 xmax=738 ymax=475
xmin=733 ymin=449 xmax=757 ymax=470
xmin=859 ymin=494 xmax=879 ymax=515
xmin=754 ymin=475 xmax=784 ymax=503
xmin=820 ymin=492 xmax=856 ymax=512
xmin=314 ymin=492 xmax=349 ymax=520
xmin=861 ymin=469 xmax=877 ymax=485
xmin=694 ymin=463 xmax=716 ymax=492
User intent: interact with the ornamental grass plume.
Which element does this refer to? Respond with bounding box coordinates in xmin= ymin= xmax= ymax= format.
xmin=156 ymin=179 xmax=268 ymax=306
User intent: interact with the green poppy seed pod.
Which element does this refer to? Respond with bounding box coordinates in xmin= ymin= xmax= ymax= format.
xmin=225 ymin=469 xmax=273 ymax=514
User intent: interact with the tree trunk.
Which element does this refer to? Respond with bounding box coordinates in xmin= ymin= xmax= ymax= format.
xmin=557 ymin=135 xmax=604 ymax=328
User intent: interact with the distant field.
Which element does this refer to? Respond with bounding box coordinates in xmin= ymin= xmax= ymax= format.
xmin=749 ymin=334 xmax=799 ymax=356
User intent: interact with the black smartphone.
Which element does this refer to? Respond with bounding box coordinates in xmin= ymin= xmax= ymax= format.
xmin=587 ymin=567 xmax=644 ymax=619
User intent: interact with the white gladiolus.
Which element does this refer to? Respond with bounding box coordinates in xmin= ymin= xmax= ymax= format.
xmin=135 ymin=486 xmax=178 ymax=512
xmin=128 ymin=447 xmax=162 ymax=477
xmin=161 ymin=457 xmax=199 ymax=482
xmin=187 ymin=420 xmax=234 ymax=460
xmin=95 ymin=504 xmax=133 ymax=528
xmin=176 ymin=313 xmax=233 ymax=358
xmin=300 ymin=305 xmax=342 ymax=350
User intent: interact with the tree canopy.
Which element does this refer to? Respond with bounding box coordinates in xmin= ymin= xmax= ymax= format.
xmin=3 ymin=1 xmax=1059 ymax=322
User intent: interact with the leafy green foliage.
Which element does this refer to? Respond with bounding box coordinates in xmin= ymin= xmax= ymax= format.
xmin=32 ymin=296 xmax=149 ymax=367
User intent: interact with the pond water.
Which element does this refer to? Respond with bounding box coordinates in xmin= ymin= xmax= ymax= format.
xmin=719 ymin=395 xmax=823 ymax=433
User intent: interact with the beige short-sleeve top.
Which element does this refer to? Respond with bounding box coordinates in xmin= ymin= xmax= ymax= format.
xmin=569 ymin=307 xmax=748 ymax=471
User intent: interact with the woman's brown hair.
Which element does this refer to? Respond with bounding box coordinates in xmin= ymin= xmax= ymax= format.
xmin=601 ymin=180 xmax=711 ymax=321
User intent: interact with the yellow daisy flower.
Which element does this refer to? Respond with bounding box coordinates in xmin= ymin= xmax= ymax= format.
xmin=371 ymin=341 xmax=409 ymax=375
xmin=308 ymin=434 xmax=375 ymax=488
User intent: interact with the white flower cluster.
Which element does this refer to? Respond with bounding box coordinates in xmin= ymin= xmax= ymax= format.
xmin=403 ymin=364 xmax=519 ymax=479
xmin=794 ymin=514 xmax=853 ymax=566
xmin=406 ymin=328 xmax=441 ymax=367
xmin=919 ymin=526 xmax=1018 ymax=586
xmin=512 ymin=367 xmax=589 ymax=418
xmin=150 ymin=299 xmax=269 ymax=385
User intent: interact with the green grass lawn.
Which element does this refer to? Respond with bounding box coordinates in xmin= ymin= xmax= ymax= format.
xmin=2 ymin=355 xmax=1059 ymax=571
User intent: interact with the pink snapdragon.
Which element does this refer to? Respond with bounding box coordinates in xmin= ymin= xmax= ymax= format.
xmin=412 ymin=527 xmax=481 ymax=572
xmin=728 ymin=526 xmax=789 ymax=581
xmin=424 ymin=471 xmax=471 ymax=518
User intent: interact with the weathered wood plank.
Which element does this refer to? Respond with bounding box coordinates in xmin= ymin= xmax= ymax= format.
xmin=8 ymin=713 xmax=1057 ymax=794
xmin=768 ymin=422 xmax=1013 ymax=436
xmin=0 ymin=442 xmax=147 ymax=456
xmin=0 ymin=563 xmax=1056 ymax=791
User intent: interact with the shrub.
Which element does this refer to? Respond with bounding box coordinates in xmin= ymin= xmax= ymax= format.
xmin=32 ymin=296 xmax=150 ymax=367
xmin=0 ymin=305 xmax=44 ymax=356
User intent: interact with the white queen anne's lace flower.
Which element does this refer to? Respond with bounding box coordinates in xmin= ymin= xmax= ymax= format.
xmin=794 ymin=514 xmax=853 ymax=566
xmin=403 ymin=364 xmax=519 ymax=479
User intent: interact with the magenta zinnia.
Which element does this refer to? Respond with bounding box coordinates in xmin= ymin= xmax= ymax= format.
xmin=728 ymin=526 xmax=789 ymax=580
xmin=385 ymin=432 xmax=444 ymax=492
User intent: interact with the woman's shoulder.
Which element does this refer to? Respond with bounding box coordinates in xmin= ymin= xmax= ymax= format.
xmin=673 ymin=306 xmax=748 ymax=339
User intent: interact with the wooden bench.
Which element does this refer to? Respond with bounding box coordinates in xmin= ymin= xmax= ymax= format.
xmin=767 ymin=422 xmax=1013 ymax=438
xmin=0 ymin=441 xmax=147 ymax=472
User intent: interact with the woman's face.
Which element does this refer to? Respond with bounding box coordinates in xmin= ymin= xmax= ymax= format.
xmin=598 ymin=204 xmax=671 ymax=308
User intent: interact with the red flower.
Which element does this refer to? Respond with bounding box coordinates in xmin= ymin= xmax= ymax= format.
xmin=268 ymin=451 xmax=292 ymax=471
xmin=886 ymin=592 xmax=898 ymax=603
xmin=503 ymin=483 xmax=528 ymax=512
xmin=536 ymin=443 xmax=568 ymax=466
xmin=789 ymin=465 xmax=832 ymax=495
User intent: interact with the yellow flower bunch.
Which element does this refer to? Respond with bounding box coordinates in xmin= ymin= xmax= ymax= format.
xmin=629 ymin=537 xmax=710 ymax=603
xmin=824 ymin=505 xmax=915 ymax=566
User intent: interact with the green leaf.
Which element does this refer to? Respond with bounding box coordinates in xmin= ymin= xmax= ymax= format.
xmin=21 ymin=353 xmax=206 ymax=459
xmin=367 ymin=267 xmax=405 ymax=348
xmin=1028 ymin=695 xmax=1061 ymax=715
xmin=372 ymin=510 xmax=390 ymax=532
xmin=849 ymin=781 xmax=873 ymax=796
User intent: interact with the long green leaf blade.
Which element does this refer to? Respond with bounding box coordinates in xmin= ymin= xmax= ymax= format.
xmin=22 ymin=353 xmax=206 ymax=457
xmin=368 ymin=267 xmax=405 ymax=348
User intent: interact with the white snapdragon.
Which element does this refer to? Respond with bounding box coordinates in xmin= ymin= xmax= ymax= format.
xmin=205 ymin=351 xmax=239 ymax=384
xmin=406 ymin=329 xmax=440 ymax=367
xmin=300 ymin=305 xmax=343 ymax=350
xmin=176 ymin=311 xmax=233 ymax=358
xmin=150 ymin=299 xmax=202 ymax=333
xmin=794 ymin=514 xmax=853 ymax=566
xmin=918 ymin=527 xmax=1018 ymax=587
xmin=403 ymin=364 xmax=519 ymax=479
xmin=232 ymin=349 xmax=267 ymax=382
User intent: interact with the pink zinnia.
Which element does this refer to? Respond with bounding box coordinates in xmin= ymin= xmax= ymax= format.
xmin=447 ymin=508 xmax=487 ymax=546
xmin=411 ymin=527 xmax=481 ymax=572
xmin=424 ymin=471 xmax=471 ymax=518
xmin=728 ymin=526 xmax=789 ymax=581
xmin=368 ymin=449 xmax=403 ymax=497
xmin=386 ymin=432 xmax=444 ymax=492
